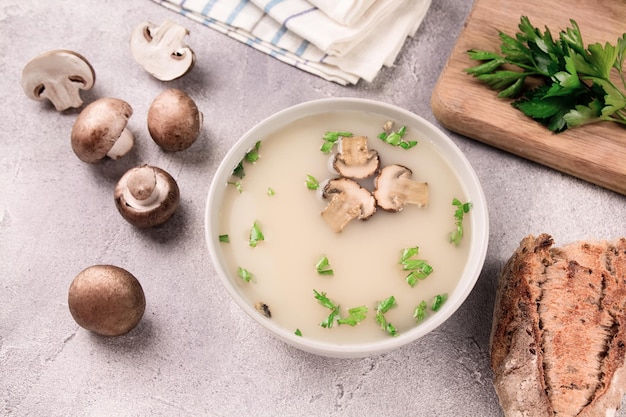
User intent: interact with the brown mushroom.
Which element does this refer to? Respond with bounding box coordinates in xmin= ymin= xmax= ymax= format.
xmin=70 ymin=98 xmax=134 ymax=163
xmin=114 ymin=164 xmax=180 ymax=228
xmin=321 ymin=177 xmax=376 ymax=233
xmin=21 ymin=49 xmax=95 ymax=111
xmin=68 ymin=265 xmax=145 ymax=336
xmin=147 ymin=89 xmax=202 ymax=152
xmin=333 ymin=136 xmax=380 ymax=179
xmin=373 ymin=164 xmax=428 ymax=212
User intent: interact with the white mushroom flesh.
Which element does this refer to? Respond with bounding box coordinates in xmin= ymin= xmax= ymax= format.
xmin=21 ymin=50 xmax=95 ymax=111
xmin=121 ymin=167 xmax=170 ymax=210
xmin=106 ymin=128 xmax=135 ymax=160
xmin=333 ymin=136 xmax=380 ymax=179
xmin=321 ymin=178 xmax=376 ymax=233
xmin=129 ymin=20 xmax=195 ymax=81
xmin=373 ymin=164 xmax=428 ymax=211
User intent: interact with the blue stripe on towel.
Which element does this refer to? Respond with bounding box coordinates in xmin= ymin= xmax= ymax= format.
xmin=284 ymin=7 xmax=316 ymax=26
xmin=263 ymin=0 xmax=285 ymax=13
xmin=271 ymin=25 xmax=287 ymax=45
xmin=226 ymin=0 xmax=250 ymax=25
xmin=295 ymin=40 xmax=309 ymax=56
xmin=201 ymin=0 xmax=219 ymax=15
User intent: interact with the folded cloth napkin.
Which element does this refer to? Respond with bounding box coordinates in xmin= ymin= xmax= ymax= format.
xmin=307 ymin=0 xmax=377 ymax=26
xmin=152 ymin=0 xmax=432 ymax=85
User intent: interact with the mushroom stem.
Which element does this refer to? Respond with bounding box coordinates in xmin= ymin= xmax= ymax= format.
xmin=122 ymin=167 xmax=167 ymax=210
xmin=106 ymin=128 xmax=134 ymax=160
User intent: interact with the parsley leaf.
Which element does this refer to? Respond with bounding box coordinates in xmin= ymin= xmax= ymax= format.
xmin=305 ymin=174 xmax=320 ymax=190
xmin=466 ymin=16 xmax=626 ymax=131
xmin=337 ymin=306 xmax=368 ymax=326
xmin=449 ymin=198 xmax=472 ymax=246
xmin=315 ymin=256 xmax=334 ymax=275
xmin=249 ymin=221 xmax=264 ymax=247
xmin=375 ymin=296 xmax=398 ymax=337
xmin=238 ymin=267 xmax=253 ymax=282
xmin=313 ymin=290 xmax=341 ymax=328
xmin=399 ymin=246 xmax=433 ymax=287
xmin=321 ymin=131 xmax=353 ymax=154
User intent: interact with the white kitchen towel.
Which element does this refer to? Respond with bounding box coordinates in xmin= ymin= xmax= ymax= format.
xmin=307 ymin=0 xmax=376 ymax=26
xmin=250 ymin=0 xmax=407 ymax=56
xmin=152 ymin=0 xmax=431 ymax=85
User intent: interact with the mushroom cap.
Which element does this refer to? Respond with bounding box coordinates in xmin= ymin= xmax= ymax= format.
xmin=114 ymin=165 xmax=180 ymax=228
xmin=147 ymin=89 xmax=202 ymax=152
xmin=373 ymin=164 xmax=428 ymax=211
xmin=21 ymin=49 xmax=95 ymax=111
xmin=68 ymin=264 xmax=146 ymax=336
xmin=333 ymin=136 xmax=380 ymax=179
xmin=129 ymin=20 xmax=195 ymax=81
xmin=321 ymin=177 xmax=376 ymax=232
xmin=71 ymin=98 xmax=133 ymax=163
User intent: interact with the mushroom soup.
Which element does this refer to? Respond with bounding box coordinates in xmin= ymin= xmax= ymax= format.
xmin=215 ymin=110 xmax=472 ymax=344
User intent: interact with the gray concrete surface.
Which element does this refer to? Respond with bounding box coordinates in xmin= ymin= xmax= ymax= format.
xmin=2 ymin=1 xmax=626 ymax=416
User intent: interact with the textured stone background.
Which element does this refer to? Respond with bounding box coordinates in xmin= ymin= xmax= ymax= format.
xmin=2 ymin=1 xmax=625 ymax=416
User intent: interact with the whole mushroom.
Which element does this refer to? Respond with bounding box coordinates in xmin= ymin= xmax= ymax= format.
xmin=21 ymin=49 xmax=95 ymax=111
xmin=71 ymin=98 xmax=134 ymax=163
xmin=114 ymin=164 xmax=180 ymax=228
xmin=147 ymin=89 xmax=202 ymax=152
xmin=68 ymin=265 xmax=146 ymax=336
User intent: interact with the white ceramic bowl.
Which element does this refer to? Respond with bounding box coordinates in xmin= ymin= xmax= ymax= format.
xmin=205 ymin=98 xmax=488 ymax=358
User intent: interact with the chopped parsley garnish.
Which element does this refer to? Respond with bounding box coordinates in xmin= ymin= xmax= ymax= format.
xmin=375 ymin=295 xmax=398 ymax=336
xmin=313 ymin=290 xmax=367 ymax=328
xmin=414 ymin=294 xmax=448 ymax=323
xmin=399 ymin=246 xmax=433 ymax=287
xmin=227 ymin=181 xmax=243 ymax=193
xmin=249 ymin=221 xmax=264 ymax=247
xmin=431 ymin=294 xmax=447 ymax=311
xmin=232 ymin=161 xmax=245 ymax=179
xmin=449 ymin=198 xmax=472 ymax=246
xmin=244 ymin=141 xmax=261 ymax=163
xmin=378 ymin=124 xmax=417 ymax=149
xmin=413 ymin=300 xmax=428 ymax=323
xmin=305 ymin=174 xmax=320 ymax=190
xmin=465 ymin=16 xmax=626 ymax=132
xmin=313 ymin=290 xmax=341 ymax=328
xmin=218 ymin=234 xmax=230 ymax=243
xmin=232 ymin=141 xmax=262 ymax=178
xmin=237 ymin=267 xmax=253 ymax=282
xmin=267 ymin=187 xmax=275 ymax=196
xmin=320 ymin=131 xmax=353 ymax=154
xmin=315 ymin=256 xmax=334 ymax=275
xmin=295 ymin=328 xmax=302 ymax=336
xmin=337 ymin=306 xmax=368 ymax=326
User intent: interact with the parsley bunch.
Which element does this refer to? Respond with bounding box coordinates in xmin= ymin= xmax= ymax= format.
xmin=465 ymin=16 xmax=626 ymax=132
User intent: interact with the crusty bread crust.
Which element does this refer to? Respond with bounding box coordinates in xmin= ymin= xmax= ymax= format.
xmin=491 ymin=234 xmax=626 ymax=417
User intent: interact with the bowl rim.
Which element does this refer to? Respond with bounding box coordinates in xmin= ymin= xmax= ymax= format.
xmin=205 ymin=97 xmax=489 ymax=358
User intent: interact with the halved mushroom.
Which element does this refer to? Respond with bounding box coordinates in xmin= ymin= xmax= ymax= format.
xmin=21 ymin=49 xmax=95 ymax=111
xmin=129 ymin=20 xmax=195 ymax=81
xmin=373 ymin=164 xmax=428 ymax=212
xmin=321 ymin=177 xmax=376 ymax=233
xmin=147 ymin=89 xmax=202 ymax=152
xmin=333 ymin=136 xmax=380 ymax=179
xmin=114 ymin=164 xmax=180 ymax=228
xmin=71 ymin=98 xmax=134 ymax=163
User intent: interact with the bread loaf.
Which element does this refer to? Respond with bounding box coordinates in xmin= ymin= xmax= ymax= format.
xmin=491 ymin=233 xmax=626 ymax=416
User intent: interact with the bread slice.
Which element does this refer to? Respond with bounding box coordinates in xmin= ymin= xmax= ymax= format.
xmin=491 ymin=234 xmax=626 ymax=416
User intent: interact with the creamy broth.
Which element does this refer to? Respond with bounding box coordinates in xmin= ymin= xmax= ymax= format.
xmin=216 ymin=111 xmax=471 ymax=344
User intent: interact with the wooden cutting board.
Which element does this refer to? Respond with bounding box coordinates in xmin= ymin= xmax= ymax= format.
xmin=431 ymin=0 xmax=626 ymax=195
